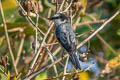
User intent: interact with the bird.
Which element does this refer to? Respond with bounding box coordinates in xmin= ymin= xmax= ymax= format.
xmin=49 ymin=12 xmax=81 ymax=69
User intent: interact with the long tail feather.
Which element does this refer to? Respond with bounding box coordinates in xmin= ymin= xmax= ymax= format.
xmin=69 ymin=52 xmax=81 ymax=69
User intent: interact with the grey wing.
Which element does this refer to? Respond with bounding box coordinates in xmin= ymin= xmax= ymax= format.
xmin=69 ymin=31 xmax=77 ymax=52
xmin=55 ymin=24 xmax=81 ymax=69
xmin=56 ymin=24 xmax=77 ymax=52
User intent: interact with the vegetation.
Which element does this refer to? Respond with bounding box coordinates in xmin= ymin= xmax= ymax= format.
xmin=0 ymin=0 xmax=120 ymax=80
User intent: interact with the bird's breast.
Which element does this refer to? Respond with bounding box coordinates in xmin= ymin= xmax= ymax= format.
xmin=55 ymin=25 xmax=64 ymax=35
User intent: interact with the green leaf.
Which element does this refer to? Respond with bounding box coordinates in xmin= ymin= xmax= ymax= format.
xmin=0 ymin=66 xmax=7 ymax=80
xmin=34 ymin=72 xmax=47 ymax=80
xmin=0 ymin=72 xmax=7 ymax=80
xmin=0 ymin=36 xmax=5 ymax=46
xmin=2 ymin=0 xmax=18 ymax=10
xmin=117 ymin=28 xmax=120 ymax=36
xmin=78 ymin=71 xmax=90 ymax=80
xmin=6 ymin=71 xmax=10 ymax=80
xmin=81 ymin=0 xmax=87 ymax=10
xmin=11 ymin=77 xmax=17 ymax=80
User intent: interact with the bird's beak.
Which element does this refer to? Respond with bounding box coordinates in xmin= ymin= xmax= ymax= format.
xmin=48 ymin=14 xmax=59 ymax=20
xmin=48 ymin=16 xmax=56 ymax=20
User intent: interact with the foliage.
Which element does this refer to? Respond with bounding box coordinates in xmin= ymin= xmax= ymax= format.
xmin=0 ymin=0 xmax=120 ymax=80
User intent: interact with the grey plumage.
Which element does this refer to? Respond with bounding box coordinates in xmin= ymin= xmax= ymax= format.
xmin=49 ymin=13 xmax=81 ymax=69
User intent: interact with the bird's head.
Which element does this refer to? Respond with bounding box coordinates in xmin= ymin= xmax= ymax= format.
xmin=48 ymin=13 xmax=69 ymax=24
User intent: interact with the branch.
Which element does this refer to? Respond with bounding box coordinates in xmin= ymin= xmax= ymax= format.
xmin=58 ymin=0 xmax=66 ymax=12
xmin=15 ymin=0 xmax=45 ymax=36
xmin=0 ymin=1 xmax=18 ymax=75
xmin=62 ymin=0 xmax=73 ymax=13
xmin=62 ymin=57 xmax=69 ymax=80
xmin=77 ymin=10 xmax=120 ymax=48
xmin=23 ymin=54 xmax=69 ymax=80
xmin=45 ymin=46 xmax=58 ymax=77
xmin=28 ymin=22 xmax=54 ymax=74
xmin=87 ymin=25 xmax=117 ymax=54
xmin=15 ymin=34 xmax=25 ymax=65
xmin=75 ymin=19 xmax=106 ymax=26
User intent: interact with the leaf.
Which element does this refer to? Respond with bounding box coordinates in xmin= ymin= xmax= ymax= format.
xmin=2 ymin=0 xmax=18 ymax=10
xmin=34 ymin=72 xmax=47 ymax=80
xmin=66 ymin=70 xmax=90 ymax=80
xmin=101 ymin=55 xmax=120 ymax=77
xmin=7 ymin=71 xmax=17 ymax=80
xmin=0 ymin=72 xmax=7 ymax=80
xmin=7 ymin=71 xmax=10 ymax=80
xmin=0 ymin=66 xmax=7 ymax=80
xmin=0 ymin=65 xmax=5 ymax=71
xmin=11 ymin=77 xmax=17 ymax=80
xmin=81 ymin=0 xmax=87 ymax=13
xmin=78 ymin=71 xmax=90 ymax=80
xmin=107 ymin=55 xmax=120 ymax=69
xmin=0 ymin=36 xmax=5 ymax=46
xmin=117 ymin=28 xmax=120 ymax=36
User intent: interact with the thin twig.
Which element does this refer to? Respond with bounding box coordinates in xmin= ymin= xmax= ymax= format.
xmin=15 ymin=0 xmax=45 ymax=76
xmin=35 ymin=14 xmax=39 ymax=54
xmin=35 ymin=28 xmax=38 ymax=54
xmin=73 ymin=17 xmax=81 ymax=29
xmin=15 ymin=34 xmax=25 ymax=65
xmin=29 ymin=22 xmax=54 ymax=73
xmin=27 ymin=8 xmax=53 ymax=74
xmin=40 ymin=47 xmax=62 ymax=68
xmin=45 ymin=61 xmax=95 ymax=80
xmin=16 ymin=0 xmax=45 ymax=36
xmin=84 ymin=14 xmax=117 ymax=54
xmin=45 ymin=46 xmax=58 ymax=77
xmin=62 ymin=0 xmax=73 ymax=13
xmin=76 ymin=19 xmax=106 ymax=26
xmin=87 ymin=25 xmax=117 ymax=54
xmin=23 ymin=66 xmax=48 ymax=80
xmin=58 ymin=0 xmax=66 ymax=12
xmin=77 ymin=10 xmax=120 ymax=48
xmin=45 ymin=42 xmax=58 ymax=46
xmin=7 ymin=27 xmax=25 ymax=32
xmin=44 ymin=43 xmax=64 ymax=67
xmin=0 ymin=1 xmax=18 ymax=75
xmin=62 ymin=57 xmax=69 ymax=80
xmin=24 ymin=54 xmax=69 ymax=80
xmin=56 ymin=0 xmax=58 ymax=13
xmin=47 ymin=8 xmax=52 ymax=18
xmin=26 ymin=56 xmax=95 ymax=80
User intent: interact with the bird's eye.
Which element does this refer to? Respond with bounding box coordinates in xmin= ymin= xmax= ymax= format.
xmin=53 ymin=16 xmax=59 ymax=19
xmin=59 ymin=15 xmax=62 ymax=18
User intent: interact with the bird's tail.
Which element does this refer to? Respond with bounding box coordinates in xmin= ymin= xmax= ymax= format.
xmin=69 ymin=51 xmax=81 ymax=69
